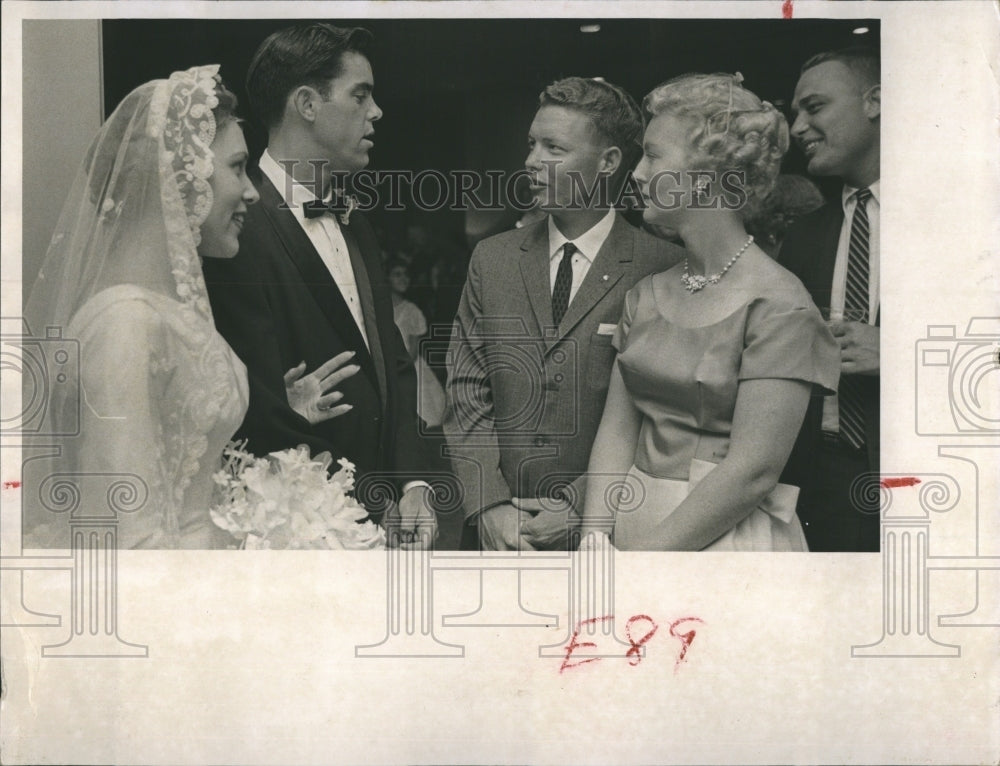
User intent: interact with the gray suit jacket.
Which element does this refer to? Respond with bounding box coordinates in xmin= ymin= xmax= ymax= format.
xmin=443 ymin=213 xmax=684 ymax=520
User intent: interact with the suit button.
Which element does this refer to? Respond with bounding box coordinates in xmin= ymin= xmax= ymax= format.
xmin=534 ymin=436 xmax=547 ymax=447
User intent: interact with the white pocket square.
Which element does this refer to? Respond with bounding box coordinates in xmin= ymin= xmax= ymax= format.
xmin=597 ymin=323 xmax=617 ymax=335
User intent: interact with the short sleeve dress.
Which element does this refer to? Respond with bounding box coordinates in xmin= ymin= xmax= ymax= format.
xmin=610 ymin=270 xmax=839 ymax=551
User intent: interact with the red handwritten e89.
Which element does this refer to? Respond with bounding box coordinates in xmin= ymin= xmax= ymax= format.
xmin=560 ymin=615 xmax=705 ymax=674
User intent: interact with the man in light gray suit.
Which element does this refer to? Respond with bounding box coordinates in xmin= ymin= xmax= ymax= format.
xmin=444 ymin=77 xmax=684 ymax=551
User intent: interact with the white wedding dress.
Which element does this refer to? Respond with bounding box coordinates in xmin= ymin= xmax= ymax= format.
xmin=24 ymin=66 xmax=249 ymax=549
xmin=27 ymin=286 xmax=248 ymax=548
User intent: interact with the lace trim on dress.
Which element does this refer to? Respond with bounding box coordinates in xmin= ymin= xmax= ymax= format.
xmin=70 ymin=285 xmax=248 ymax=546
xmin=147 ymin=66 xmax=236 ymax=534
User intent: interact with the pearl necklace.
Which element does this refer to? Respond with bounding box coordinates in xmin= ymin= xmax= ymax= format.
xmin=681 ymin=235 xmax=754 ymax=293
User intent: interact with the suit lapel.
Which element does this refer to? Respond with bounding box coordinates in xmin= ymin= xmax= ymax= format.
xmin=340 ymin=221 xmax=388 ymax=405
xmin=518 ymin=223 xmax=554 ymax=340
xmin=257 ymin=177 xmax=380 ymax=392
xmin=555 ymin=213 xmax=632 ymax=342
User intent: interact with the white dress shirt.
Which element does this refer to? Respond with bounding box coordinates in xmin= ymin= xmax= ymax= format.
xmin=260 ymin=152 xmax=431 ymax=498
xmin=822 ymin=179 xmax=880 ymax=434
xmin=259 ymin=150 xmax=369 ymax=348
xmin=546 ymin=207 xmax=617 ymax=305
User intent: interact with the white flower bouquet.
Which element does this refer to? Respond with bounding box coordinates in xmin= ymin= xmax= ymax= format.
xmin=210 ymin=441 xmax=385 ymax=550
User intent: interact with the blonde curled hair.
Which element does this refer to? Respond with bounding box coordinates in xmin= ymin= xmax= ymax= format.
xmin=643 ymin=73 xmax=789 ymax=218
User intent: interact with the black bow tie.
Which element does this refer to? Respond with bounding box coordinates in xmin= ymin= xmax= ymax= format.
xmin=302 ymin=197 xmax=352 ymax=220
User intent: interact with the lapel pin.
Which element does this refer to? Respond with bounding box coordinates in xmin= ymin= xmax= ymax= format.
xmin=602 ymin=274 xmax=609 ymax=281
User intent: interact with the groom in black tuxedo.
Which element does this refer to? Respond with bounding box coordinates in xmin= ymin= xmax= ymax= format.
xmin=203 ymin=23 xmax=435 ymax=546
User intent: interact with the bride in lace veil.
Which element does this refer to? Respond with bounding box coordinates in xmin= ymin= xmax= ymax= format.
xmin=24 ymin=65 xmax=258 ymax=548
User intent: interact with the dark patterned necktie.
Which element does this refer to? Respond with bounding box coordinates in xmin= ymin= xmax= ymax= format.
xmin=838 ymin=187 xmax=871 ymax=450
xmin=552 ymin=242 xmax=576 ymax=325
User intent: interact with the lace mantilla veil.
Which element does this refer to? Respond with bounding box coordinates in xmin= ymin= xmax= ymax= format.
xmin=26 ymin=64 xmax=222 ymax=331
xmin=23 ymin=65 xmax=248 ymax=548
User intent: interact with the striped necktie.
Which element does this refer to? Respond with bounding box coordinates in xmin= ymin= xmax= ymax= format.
xmin=552 ymin=242 xmax=576 ymax=325
xmin=838 ymin=187 xmax=872 ymax=450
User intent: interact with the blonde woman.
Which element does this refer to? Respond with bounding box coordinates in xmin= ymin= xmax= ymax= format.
xmin=581 ymin=74 xmax=838 ymax=551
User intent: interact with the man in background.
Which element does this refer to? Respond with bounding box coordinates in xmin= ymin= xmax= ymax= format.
xmin=780 ymin=47 xmax=881 ymax=551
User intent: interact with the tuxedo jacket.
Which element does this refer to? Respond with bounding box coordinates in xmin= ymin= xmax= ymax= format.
xmin=778 ymin=202 xmax=880 ymax=479
xmin=443 ymin=214 xmax=684 ymax=520
xmin=202 ymin=175 xmax=423 ymax=500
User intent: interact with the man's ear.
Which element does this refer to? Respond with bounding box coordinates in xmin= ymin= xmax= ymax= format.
xmin=600 ymin=145 xmax=623 ymax=176
xmin=291 ymin=85 xmax=321 ymax=122
xmin=862 ymin=84 xmax=881 ymax=120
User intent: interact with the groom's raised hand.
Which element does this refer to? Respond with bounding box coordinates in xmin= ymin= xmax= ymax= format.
xmin=284 ymin=351 xmax=360 ymax=424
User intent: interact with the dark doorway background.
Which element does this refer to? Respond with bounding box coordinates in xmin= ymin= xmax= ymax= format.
xmin=102 ymin=18 xmax=878 ymax=549
xmin=102 ymin=18 xmax=877 ymax=246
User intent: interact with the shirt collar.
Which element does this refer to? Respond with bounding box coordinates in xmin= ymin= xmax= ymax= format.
xmin=259 ymin=149 xmax=327 ymax=210
xmin=842 ymin=179 xmax=880 ymax=211
xmin=547 ymin=207 xmax=617 ymax=262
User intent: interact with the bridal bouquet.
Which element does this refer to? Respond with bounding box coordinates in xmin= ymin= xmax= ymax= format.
xmin=210 ymin=441 xmax=385 ymax=550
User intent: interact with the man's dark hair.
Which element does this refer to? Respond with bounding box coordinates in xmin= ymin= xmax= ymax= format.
xmin=539 ymin=77 xmax=644 ymax=191
xmin=246 ymin=23 xmax=374 ymax=130
xmin=801 ymin=46 xmax=880 ymax=90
